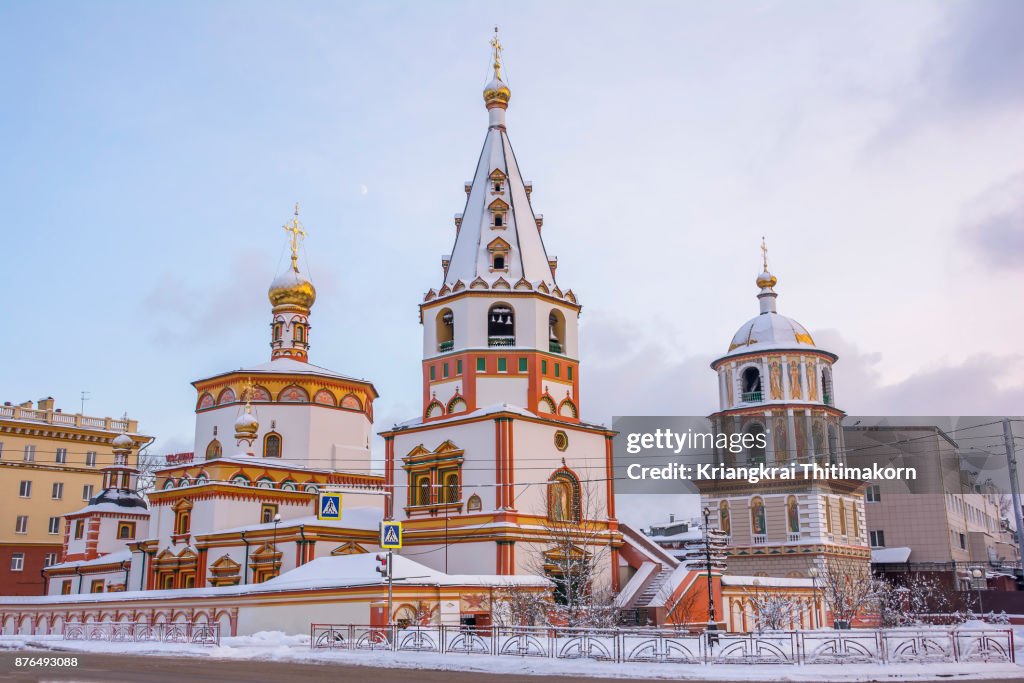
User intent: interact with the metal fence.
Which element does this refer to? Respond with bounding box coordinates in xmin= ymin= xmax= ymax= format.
xmin=310 ymin=624 xmax=1014 ymax=665
xmin=63 ymin=621 xmax=220 ymax=646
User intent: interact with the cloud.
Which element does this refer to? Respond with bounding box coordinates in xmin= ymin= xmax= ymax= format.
xmin=957 ymin=172 xmax=1024 ymax=270
xmin=141 ymin=250 xmax=273 ymax=346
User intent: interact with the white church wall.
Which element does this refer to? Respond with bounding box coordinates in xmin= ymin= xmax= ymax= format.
xmin=476 ymin=377 xmax=528 ymax=408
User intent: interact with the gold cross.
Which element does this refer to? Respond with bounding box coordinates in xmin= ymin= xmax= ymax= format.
xmin=760 ymin=235 xmax=769 ymax=272
xmin=283 ymin=203 xmax=306 ymax=272
xmin=490 ymin=26 xmax=503 ymax=79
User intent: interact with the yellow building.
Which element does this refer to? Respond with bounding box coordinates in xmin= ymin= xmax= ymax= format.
xmin=0 ymin=397 xmax=151 ymax=595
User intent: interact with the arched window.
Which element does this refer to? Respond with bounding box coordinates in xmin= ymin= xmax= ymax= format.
xmin=741 ymin=367 xmax=762 ymax=402
xmin=839 ymin=499 xmax=848 ymax=536
xmin=443 ymin=472 xmax=460 ymax=504
xmin=447 ymin=396 xmax=467 ymax=414
xmin=436 ymin=309 xmax=454 ymax=353
xmin=173 ymin=500 xmax=192 ymax=536
xmin=425 ymin=400 xmax=444 ymax=419
xmin=263 ymin=433 xmax=282 ymax=459
xmin=487 ymin=304 xmax=515 ymax=346
xmin=294 ymin=324 xmax=305 ymax=343
xmin=548 ymin=310 xmax=566 ymax=354
xmin=467 ymin=494 xmax=482 ymax=512
xmin=852 ymin=501 xmax=861 ymax=538
xmin=750 ymin=497 xmax=766 ymax=536
xmin=416 ymin=476 xmax=431 ymax=506
xmin=537 ymin=396 xmax=556 ymax=414
xmin=273 ymin=322 xmax=282 ymax=341
xmin=821 ymin=367 xmax=834 ymax=405
xmin=557 ymin=398 xmax=577 ymax=418
xmin=787 ymin=496 xmax=800 ymax=533
xmin=825 ymin=498 xmax=834 ymax=534
xmin=205 ymin=439 xmax=222 ymax=460
xmin=719 ymin=500 xmax=731 ymax=535
xmin=231 ymin=474 xmax=250 ymax=486
xmin=547 ymin=470 xmax=580 ymax=522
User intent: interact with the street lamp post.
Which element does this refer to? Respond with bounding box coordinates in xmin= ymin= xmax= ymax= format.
xmin=971 ymin=568 xmax=985 ymax=615
xmin=807 ymin=566 xmax=819 ymax=629
xmin=703 ymin=507 xmax=719 ymax=642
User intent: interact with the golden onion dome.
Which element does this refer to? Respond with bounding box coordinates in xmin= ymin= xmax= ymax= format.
xmin=483 ymin=77 xmax=511 ymax=108
xmin=268 ymin=267 xmax=316 ymax=309
xmin=234 ymin=410 xmax=259 ymax=436
xmin=111 ymin=433 xmax=134 ymax=453
xmin=756 ymin=270 xmax=777 ymax=289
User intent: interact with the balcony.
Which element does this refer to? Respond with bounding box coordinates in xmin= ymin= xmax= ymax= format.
xmin=549 ymin=340 xmax=563 ymax=354
xmin=0 ymin=404 xmax=135 ymax=433
xmin=741 ymin=391 xmax=763 ymax=403
xmin=438 ymin=340 xmax=453 ymax=353
xmin=752 ymin=534 xmax=768 ymax=545
xmin=488 ymin=335 xmax=515 ymax=347
xmin=787 ymin=532 xmax=801 ymax=543
xmin=823 ymin=392 xmax=833 ymax=406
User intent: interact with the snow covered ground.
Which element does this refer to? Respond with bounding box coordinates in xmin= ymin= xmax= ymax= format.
xmin=2 ymin=631 xmax=1024 ymax=681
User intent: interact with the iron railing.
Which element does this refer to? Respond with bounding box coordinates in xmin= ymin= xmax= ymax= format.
xmin=741 ymin=391 xmax=763 ymax=403
xmin=63 ymin=621 xmax=220 ymax=646
xmin=310 ymin=624 xmax=1013 ymax=665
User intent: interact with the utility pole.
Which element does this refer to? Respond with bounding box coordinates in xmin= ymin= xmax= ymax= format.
xmin=80 ymin=391 xmax=90 ymax=414
xmin=1003 ymin=418 xmax=1024 ymax=572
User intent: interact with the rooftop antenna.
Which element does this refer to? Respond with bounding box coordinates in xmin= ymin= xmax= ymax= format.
xmin=80 ymin=391 xmax=90 ymax=415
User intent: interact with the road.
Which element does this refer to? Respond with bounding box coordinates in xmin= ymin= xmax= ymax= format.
xmin=3 ymin=650 xmax=1024 ymax=683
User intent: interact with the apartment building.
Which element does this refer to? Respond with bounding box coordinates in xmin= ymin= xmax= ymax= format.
xmin=0 ymin=398 xmax=151 ymax=595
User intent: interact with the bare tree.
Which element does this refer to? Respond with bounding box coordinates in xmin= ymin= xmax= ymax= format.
xmin=523 ymin=476 xmax=616 ymax=627
xmin=665 ymin=587 xmax=701 ymax=628
xmin=744 ymin=582 xmax=802 ymax=631
xmin=876 ymin=573 xmax=965 ymax=627
xmin=491 ymin=585 xmax=550 ymax=627
xmin=817 ymin=558 xmax=881 ymax=628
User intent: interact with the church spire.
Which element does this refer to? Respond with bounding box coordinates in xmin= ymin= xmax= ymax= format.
xmin=441 ymin=33 xmax=555 ymax=290
xmin=268 ymin=205 xmax=316 ymax=362
xmin=756 ymin=236 xmax=778 ymax=314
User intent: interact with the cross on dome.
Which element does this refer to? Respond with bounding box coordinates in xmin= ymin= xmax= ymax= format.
xmin=283 ymin=203 xmax=307 ymax=273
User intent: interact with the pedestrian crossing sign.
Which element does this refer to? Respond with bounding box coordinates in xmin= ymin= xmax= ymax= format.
xmin=318 ymin=492 xmax=342 ymax=521
xmin=380 ymin=521 xmax=402 ymax=549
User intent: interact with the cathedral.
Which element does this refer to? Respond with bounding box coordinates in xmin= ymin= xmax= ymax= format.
xmin=4 ymin=34 xmax=865 ymax=636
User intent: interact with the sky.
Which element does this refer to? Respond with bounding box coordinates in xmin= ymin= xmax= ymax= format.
xmin=2 ymin=1 xmax=1022 ymax=528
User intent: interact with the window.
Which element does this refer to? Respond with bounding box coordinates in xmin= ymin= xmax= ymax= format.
xmin=430 ymin=365 xmax=436 ymax=381
xmin=567 ymin=366 xmax=573 ymax=381
xmin=542 ymin=360 xmax=548 ymax=374
xmin=487 ymin=304 xmax=514 ymax=345
xmin=416 ymin=476 xmax=431 ymax=506
xmin=493 ymin=254 xmax=505 ymax=269
xmin=493 ymin=181 xmax=503 ymax=193
xmin=82 ymin=484 xmax=94 ymax=501
xmin=60 ymin=580 xmax=72 ymax=595
xmin=261 ymin=504 xmax=279 ymax=524
xmin=839 ymin=499 xmax=848 ymax=535
xmin=173 ymin=499 xmax=193 ymax=536
xmin=48 ymin=517 xmax=60 ymax=534
xmin=15 ymin=516 xmax=28 ymax=534
xmin=205 ymin=440 xmax=222 ymax=460
xmin=43 ymin=553 xmax=57 ymax=568
xmin=442 ymin=472 xmax=460 ymax=504
xmin=866 ymin=484 xmax=881 ymax=502
xmin=52 ymin=482 xmax=63 ymax=499
xmin=263 ymin=433 xmax=282 ymax=459
xmin=493 ymin=213 xmax=504 ymax=228
xmin=746 ymin=423 xmax=767 ymax=464
xmin=869 ymin=530 xmax=885 ymax=547
xmin=497 ymin=357 xmax=507 ymax=373
xmin=90 ymin=579 xmax=104 ymax=594
xmin=274 ymin=323 xmax=282 ymax=341
xmin=477 ymin=357 xmax=486 ymax=372
xmin=294 ymin=324 xmax=305 ymax=343
xmin=443 ymin=362 xmax=449 ymax=378
xmin=74 ymin=519 xmax=84 ymax=539
xmin=55 ymin=448 xmax=67 ymax=464
xmin=10 ymin=554 xmax=24 ymax=572
xmin=553 ymin=430 xmax=569 ymax=451
xmin=554 ymin=363 xmax=560 ymax=378
xmin=959 ymin=532 xmax=967 ymax=550
xmin=117 ymin=521 xmax=136 ymax=539
xmin=23 ymin=444 xmax=35 ymax=462
xmin=547 ymin=471 xmax=580 ymax=522
xmin=19 ymin=480 xmax=31 ymax=498
xmin=518 ymin=357 xmax=528 ymax=372
xmin=741 ymin=366 xmax=762 ymax=401
xmin=456 ymin=360 xmax=463 ymax=375
xmin=85 ymin=451 xmax=97 ymax=467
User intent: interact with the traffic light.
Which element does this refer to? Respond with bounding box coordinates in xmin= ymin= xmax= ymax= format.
xmin=375 ymin=553 xmax=389 ymax=579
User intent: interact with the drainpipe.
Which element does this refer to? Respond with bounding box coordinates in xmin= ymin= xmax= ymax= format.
xmin=298 ymin=524 xmax=306 ymax=566
xmin=40 ymin=569 xmax=47 ymax=596
xmin=75 ymin=566 xmax=83 ymax=594
xmin=241 ymin=531 xmax=250 ymax=585
xmin=138 ymin=549 xmax=147 ymax=591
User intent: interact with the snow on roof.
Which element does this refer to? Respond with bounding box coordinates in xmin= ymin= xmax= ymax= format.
xmin=871 ymin=547 xmax=912 ymax=564
xmin=391 ymin=403 xmax=607 ymax=431
xmin=1 ymin=554 xmax=547 ymax=605
xmin=206 ymin=509 xmax=383 ymax=536
xmin=722 ymin=575 xmax=814 ymax=588
xmin=195 ymin=357 xmax=376 ymax=392
xmin=46 ymin=549 xmax=133 ymax=571
xmin=155 ymin=455 xmax=341 ymax=476
xmin=65 ymin=502 xmax=150 ymax=518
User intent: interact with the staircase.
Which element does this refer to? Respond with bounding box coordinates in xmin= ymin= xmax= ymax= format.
xmin=635 ymin=567 xmax=674 ymax=608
